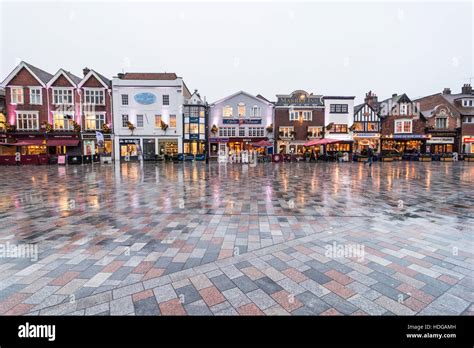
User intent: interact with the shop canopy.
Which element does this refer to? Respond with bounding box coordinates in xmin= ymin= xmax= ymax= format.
xmin=303 ymin=138 xmax=341 ymax=147
xmin=251 ymin=140 xmax=273 ymax=147
xmin=46 ymin=139 xmax=79 ymax=146
xmin=0 ymin=140 xmax=44 ymax=146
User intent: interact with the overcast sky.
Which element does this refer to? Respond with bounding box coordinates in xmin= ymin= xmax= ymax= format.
xmin=1 ymin=0 xmax=472 ymax=103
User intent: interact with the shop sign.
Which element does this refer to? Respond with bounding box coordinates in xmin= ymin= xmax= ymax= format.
xmin=189 ymin=117 xmax=199 ymax=123
xmin=463 ymin=137 xmax=474 ymax=143
xmin=354 ymin=133 xmax=380 ymax=138
xmin=388 ymin=134 xmax=428 ymax=139
xmin=50 ymin=134 xmax=78 ymax=139
xmin=426 ymin=137 xmax=454 ymax=144
xmin=119 ymin=139 xmax=140 ymax=144
xmin=222 ymin=119 xmax=261 ymax=125
xmin=189 ymin=134 xmax=199 ymax=140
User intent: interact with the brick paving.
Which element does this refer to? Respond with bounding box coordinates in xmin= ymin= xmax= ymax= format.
xmin=0 ymin=161 xmax=472 ymax=315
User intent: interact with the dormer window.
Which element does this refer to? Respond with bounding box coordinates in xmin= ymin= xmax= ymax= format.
xmin=463 ymin=99 xmax=473 ymax=107
xmin=238 ymin=103 xmax=246 ymax=117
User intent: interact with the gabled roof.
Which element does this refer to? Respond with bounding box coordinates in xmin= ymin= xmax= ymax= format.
xmin=210 ymin=90 xmax=274 ymax=107
xmin=354 ymin=102 xmax=380 ymax=116
xmin=378 ymin=93 xmax=426 ymax=120
xmin=119 ymin=73 xmax=178 ymax=80
xmin=47 ymin=69 xmax=81 ymax=87
xmin=441 ymin=93 xmax=474 ymax=116
xmin=256 ymin=94 xmax=272 ymax=103
xmin=78 ymin=69 xmax=111 ymax=89
xmin=1 ymin=61 xmax=53 ymax=87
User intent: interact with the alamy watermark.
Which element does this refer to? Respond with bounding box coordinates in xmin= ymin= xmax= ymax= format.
xmin=0 ymin=242 xmax=38 ymax=261
xmin=325 ymin=241 xmax=365 ymax=262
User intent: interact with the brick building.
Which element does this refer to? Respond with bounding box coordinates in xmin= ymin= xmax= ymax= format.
xmin=274 ymin=90 xmax=324 ymax=154
xmin=379 ymin=93 xmax=428 ymax=154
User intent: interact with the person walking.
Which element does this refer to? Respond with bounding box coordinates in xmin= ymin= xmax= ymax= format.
xmin=364 ymin=146 xmax=374 ymax=167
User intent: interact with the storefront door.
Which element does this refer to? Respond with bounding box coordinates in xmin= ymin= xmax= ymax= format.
xmin=143 ymin=140 xmax=156 ymax=160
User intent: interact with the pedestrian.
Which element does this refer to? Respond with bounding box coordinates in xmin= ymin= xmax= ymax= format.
xmin=365 ymin=146 xmax=374 ymax=167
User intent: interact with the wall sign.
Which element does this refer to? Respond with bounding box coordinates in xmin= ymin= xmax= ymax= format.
xmin=223 ymin=119 xmax=262 ymax=125
xmin=464 ymin=138 xmax=474 ymax=143
xmin=134 ymin=93 xmax=156 ymax=105
xmin=427 ymin=137 xmax=454 ymax=144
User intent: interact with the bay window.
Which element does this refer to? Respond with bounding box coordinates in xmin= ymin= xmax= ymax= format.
xmin=53 ymin=113 xmax=74 ymax=130
xmin=16 ymin=112 xmax=39 ymax=130
xmin=85 ymin=113 xmax=106 ymax=130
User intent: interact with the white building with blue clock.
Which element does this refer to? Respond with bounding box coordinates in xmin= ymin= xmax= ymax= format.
xmin=111 ymin=72 xmax=191 ymax=161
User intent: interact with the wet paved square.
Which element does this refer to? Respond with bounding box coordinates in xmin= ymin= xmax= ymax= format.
xmin=0 ymin=161 xmax=472 ymax=315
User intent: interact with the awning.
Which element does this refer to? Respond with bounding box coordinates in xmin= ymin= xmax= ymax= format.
xmin=0 ymin=140 xmax=44 ymax=146
xmin=46 ymin=139 xmax=79 ymax=146
xmin=251 ymin=140 xmax=273 ymax=147
xmin=303 ymin=138 xmax=341 ymax=147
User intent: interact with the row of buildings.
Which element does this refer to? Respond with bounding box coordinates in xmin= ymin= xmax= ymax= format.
xmin=0 ymin=61 xmax=473 ymax=163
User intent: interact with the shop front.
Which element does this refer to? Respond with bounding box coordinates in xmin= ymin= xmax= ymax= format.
xmin=426 ymin=135 xmax=456 ymax=154
xmin=210 ymin=137 xmax=271 ymax=158
xmin=119 ymin=138 xmax=141 ymax=162
xmin=462 ymin=136 xmax=474 ymax=154
xmin=183 ymin=134 xmax=206 ymax=155
xmin=82 ymin=133 xmax=113 ymax=158
xmin=277 ymin=140 xmax=307 ymax=155
xmin=381 ymin=134 xmax=428 ymax=154
xmin=157 ymin=138 xmax=178 ymax=157
xmin=353 ymin=133 xmax=380 ymax=153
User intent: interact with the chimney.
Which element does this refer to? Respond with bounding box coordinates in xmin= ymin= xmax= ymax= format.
xmin=117 ymin=73 xmax=125 ymax=79
xmin=443 ymin=88 xmax=451 ymax=95
xmin=392 ymin=93 xmax=398 ymax=98
xmin=364 ymin=90 xmax=378 ymax=107
xmin=82 ymin=67 xmax=90 ymax=77
xmin=461 ymin=84 xmax=472 ymax=95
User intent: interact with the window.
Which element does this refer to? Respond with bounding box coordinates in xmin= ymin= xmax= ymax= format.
xmin=223 ymin=105 xmax=233 ymax=117
xmin=463 ymin=99 xmax=473 ymax=107
xmin=248 ymin=127 xmax=264 ymax=137
xmin=353 ymin=122 xmax=364 ymax=131
xmin=163 ymin=95 xmax=169 ymax=105
xmin=29 ymin=88 xmax=42 ymax=105
xmin=11 ymin=87 xmax=24 ymax=104
xmin=367 ymin=122 xmax=379 ymax=131
xmin=218 ymin=127 xmax=236 ymax=137
xmin=85 ymin=113 xmax=105 ymax=130
xmin=251 ymin=106 xmax=261 ymax=117
xmin=239 ymin=128 xmax=245 ymax=137
xmin=16 ymin=112 xmax=38 ymax=130
xmin=399 ymin=104 xmax=408 ymax=115
xmin=308 ymin=127 xmax=322 ymax=137
xmin=169 ymin=114 xmax=176 ymax=128
xmin=279 ymin=126 xmax=294 ymax=137
xmin=155 ymin=115 xmax=162 ymax=127
xmin=332 ymin=124 xmax=348 ymax=133
xmin=199 ymin=124 xmax=205 ymax=135
xmin=330 ymin=104 xmax=348 ymax=113
xmin=85 ymin=89 xmax=105 ymax=105
xmin=53 ymin=113 xmax=74 ymax=130
xmin=53 ymin=89 xmax=73 ymax=104
xmin=184 ymin=106 xmax=201 ymax=118
xmin=189 ymin=124 xmax=199 ymax=134
xmin=184 ymin=124 xmax=189 ymax=134
xmin=238 ymin=103 xmax=246 ymax=117
xmin=435 ymin=117 xmax=447 ymax=129
xmin=289 ymin=110 xmax=312 ymax=121
xmin=465 ymin=116 xmax=473 ymax=123
xmin=137 ymin=115 xmax=144 ymax=127
xmin=122 ymin=114 xmax=129 ymax=127
xmin=395 ymin=119 xmax=412 ymax=133
xmin=121 ymin=94 xmax=128 ymax=105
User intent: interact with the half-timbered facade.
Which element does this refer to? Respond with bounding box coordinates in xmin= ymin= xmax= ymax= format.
xmin=352 ymin=91 xmax=381 ymax=153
